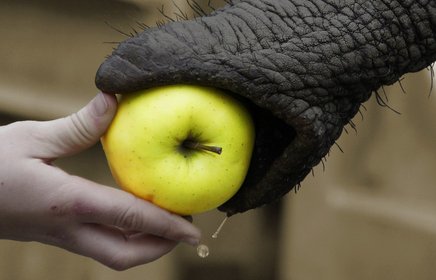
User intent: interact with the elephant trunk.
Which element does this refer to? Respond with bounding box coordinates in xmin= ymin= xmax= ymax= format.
xmin=96 ymin=0 xmax=436 ymax=215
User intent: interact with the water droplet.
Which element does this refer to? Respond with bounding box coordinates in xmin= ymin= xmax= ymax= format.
xmin=212 ymin=216 xmax=228 ymax=239
xmin=196 ymin=244 xmax=209 ymax=258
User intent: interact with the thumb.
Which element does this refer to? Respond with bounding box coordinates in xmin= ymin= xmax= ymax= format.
xmin=37 ymin=92 xmax=117 ymax=158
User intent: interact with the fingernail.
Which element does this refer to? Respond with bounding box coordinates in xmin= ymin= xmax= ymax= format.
xmin=93 ymin=92 xmax=109 ymax=116
xmin=184 ymin=236 xmax=201 ymax=246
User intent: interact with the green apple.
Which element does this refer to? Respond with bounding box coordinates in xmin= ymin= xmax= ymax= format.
xmin=101 ymin=85 xmax=255 ymax=215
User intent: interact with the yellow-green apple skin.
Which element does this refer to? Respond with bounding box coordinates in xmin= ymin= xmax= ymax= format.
xmin=101 ymin=85 xmax=255 ymax=215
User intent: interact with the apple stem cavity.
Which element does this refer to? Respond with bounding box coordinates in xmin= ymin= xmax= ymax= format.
xmin=183 ymin=140 xmax=222 ymax=155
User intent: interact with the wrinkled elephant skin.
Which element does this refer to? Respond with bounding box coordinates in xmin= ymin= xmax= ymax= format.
xmin=95 ymin=0 xmax=436 ymax=215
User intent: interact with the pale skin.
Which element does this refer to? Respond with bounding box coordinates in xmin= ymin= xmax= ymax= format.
xmin=0 ymin=92 xmax=201 ymax=271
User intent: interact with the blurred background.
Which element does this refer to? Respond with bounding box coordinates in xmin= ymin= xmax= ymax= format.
xmin=0 ymin=1 xmax=435 ymax=279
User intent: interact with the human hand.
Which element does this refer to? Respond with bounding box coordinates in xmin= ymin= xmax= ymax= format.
xmin=0 ymin=93 xmax=201 ymax=270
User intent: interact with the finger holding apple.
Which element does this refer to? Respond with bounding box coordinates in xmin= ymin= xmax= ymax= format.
xmin=101 ymin=85 xmax=255 ymax=215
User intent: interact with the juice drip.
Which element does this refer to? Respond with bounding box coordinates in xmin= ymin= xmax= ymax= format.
xmin=196 ymin=215 xmax=229 ymax=258
xmin=196 ymin=244 xmax=209 ymax=258
xmin=212 ymin=216 xmax=228 ymax=239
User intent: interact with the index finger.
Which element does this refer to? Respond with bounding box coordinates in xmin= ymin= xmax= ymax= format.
xmin=66 ymin=177 xmax=201 ymax=246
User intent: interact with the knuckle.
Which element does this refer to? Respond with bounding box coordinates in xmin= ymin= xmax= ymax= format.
xmin=48 ymin=204 xmax=69 ymax=217
xmin=115 ymin=197 xmax=144 ymax=230
xmin=71 ymin=200 xmax=97 ymax=218
xmin=118 ymin=211 xmax=138 ymax=229
xmin=48 ymin=182 xmax=99 ymax=221
xmin=67 ymin=113 xmax=95 ymax=146
xmin=49 ymin=181 xmax=95 ymax=219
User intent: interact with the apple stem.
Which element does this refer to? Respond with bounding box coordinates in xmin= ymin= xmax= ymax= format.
xmin=183 ymin=140 xmax=222 ymax=155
